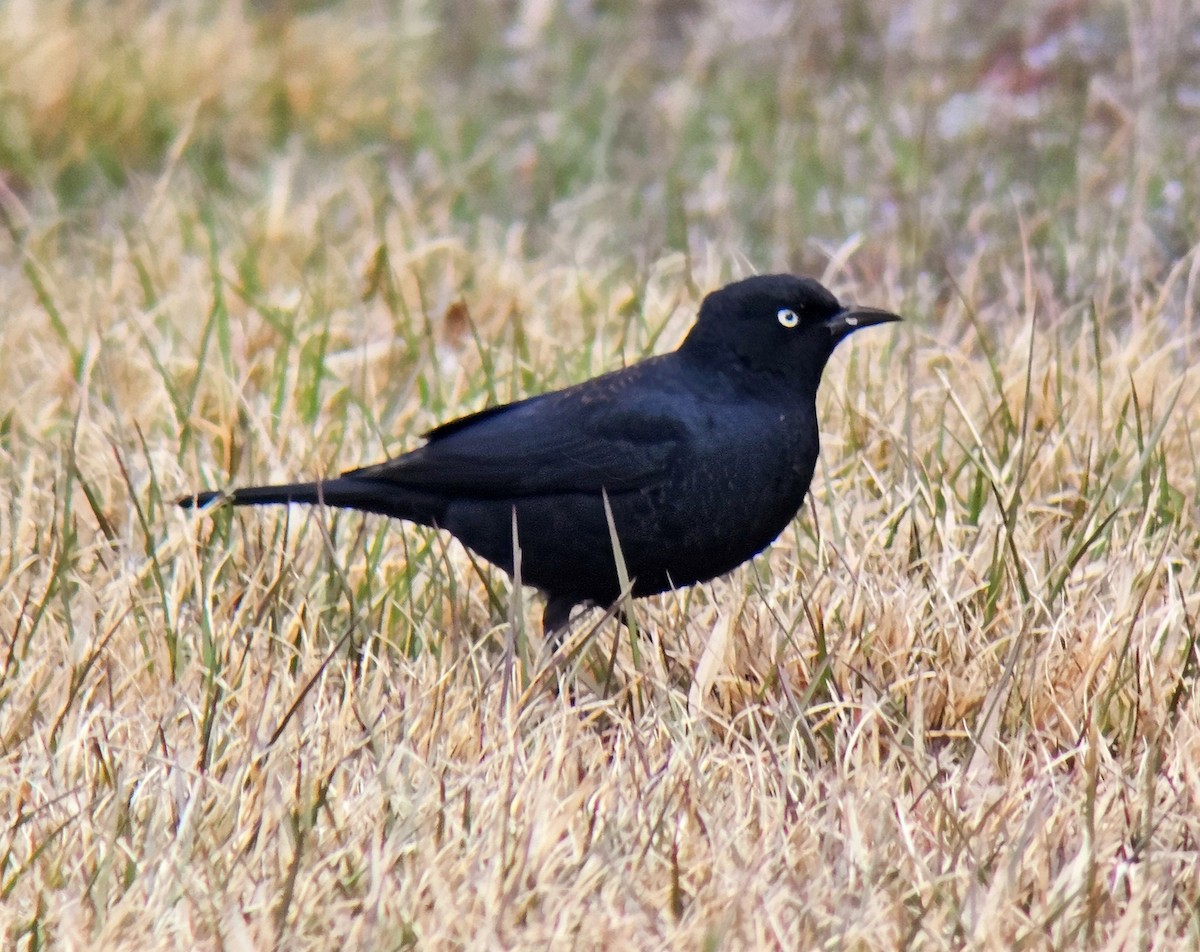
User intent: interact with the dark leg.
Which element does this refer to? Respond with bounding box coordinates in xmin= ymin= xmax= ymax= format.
xmin=541 ymin=595 xmax=578 ymax=649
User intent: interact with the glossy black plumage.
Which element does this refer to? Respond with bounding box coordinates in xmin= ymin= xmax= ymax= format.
xmin=179 ymin=274 xmax=900 ymax=637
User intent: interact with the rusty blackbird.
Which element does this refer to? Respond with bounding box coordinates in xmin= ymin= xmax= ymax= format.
xmin=180 ymin=274 xmax=900 ymax=637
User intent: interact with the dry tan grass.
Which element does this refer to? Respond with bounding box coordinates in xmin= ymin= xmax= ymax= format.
xmin=2 ymin=1 xmax=1200 ymax=948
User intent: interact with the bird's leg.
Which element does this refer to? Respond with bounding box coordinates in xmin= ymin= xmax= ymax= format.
xmin=541 ymin=595 xmax=578 ymax=650
xmin=540 ymin=595 xmax=582 ymax=703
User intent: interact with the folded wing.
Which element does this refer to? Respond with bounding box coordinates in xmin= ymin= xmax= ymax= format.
xmin=344 ymin=363 xmax=688 ymax=498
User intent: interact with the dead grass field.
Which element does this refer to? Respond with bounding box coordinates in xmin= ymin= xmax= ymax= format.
xmin=2 ymin=1 xmax=1200 ymax=948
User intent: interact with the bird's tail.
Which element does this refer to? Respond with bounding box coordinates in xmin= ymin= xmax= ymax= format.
xmin=177 ymin=477 xmax=446 ymax=527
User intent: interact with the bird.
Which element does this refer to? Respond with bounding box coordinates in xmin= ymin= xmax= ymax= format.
xmin=179 ymin=273 xmax=900 ymax=640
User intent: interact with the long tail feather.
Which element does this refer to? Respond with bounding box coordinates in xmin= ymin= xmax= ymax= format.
xmin=176 ymin=477 xmax=446 ymax=526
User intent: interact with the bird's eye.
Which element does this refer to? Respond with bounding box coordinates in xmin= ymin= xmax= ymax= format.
xmin=777 ymin=308 xmax=800 ymax=328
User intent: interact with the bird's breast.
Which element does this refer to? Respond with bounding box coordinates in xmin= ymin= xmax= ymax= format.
xmin=668 ymin=408 xmax=817 ymax=538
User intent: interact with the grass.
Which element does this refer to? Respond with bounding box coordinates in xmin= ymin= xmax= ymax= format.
xmin=2 ymin=0 xmax=1200 ymax=947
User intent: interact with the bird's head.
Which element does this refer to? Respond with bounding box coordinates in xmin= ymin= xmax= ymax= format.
xmin=680 ymin=274 xmax=901 ymax=388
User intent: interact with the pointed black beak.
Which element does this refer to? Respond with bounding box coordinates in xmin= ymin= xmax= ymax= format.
xmin=824 ymin=304 xmax=902 ymax=336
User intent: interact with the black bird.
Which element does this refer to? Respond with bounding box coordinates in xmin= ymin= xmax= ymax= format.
xmin=179 ymin=274 xmax=900 ymax=638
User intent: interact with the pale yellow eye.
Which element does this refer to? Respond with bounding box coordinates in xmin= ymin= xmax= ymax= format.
xmin=777 ymin=308 xmax=799 ymax=328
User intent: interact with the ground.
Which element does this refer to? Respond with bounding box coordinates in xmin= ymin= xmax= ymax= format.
xmin=1 ymin=1 xmax=1199 ymax=948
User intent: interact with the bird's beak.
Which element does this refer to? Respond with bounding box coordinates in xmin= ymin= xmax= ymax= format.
xmin=824 ymin=305 xmax=902 ymax=335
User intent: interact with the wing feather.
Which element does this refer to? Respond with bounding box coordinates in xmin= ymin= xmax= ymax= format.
xmin=345 ymin=362 xmax=688 ymax=498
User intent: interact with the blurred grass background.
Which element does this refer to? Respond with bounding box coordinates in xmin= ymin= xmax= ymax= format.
xmin=2 ymin=0 xmax=1200 ymax=948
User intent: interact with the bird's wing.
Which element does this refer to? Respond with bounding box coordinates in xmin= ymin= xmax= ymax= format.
xmin=344 ymin=364 xmax=689 ymax=498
